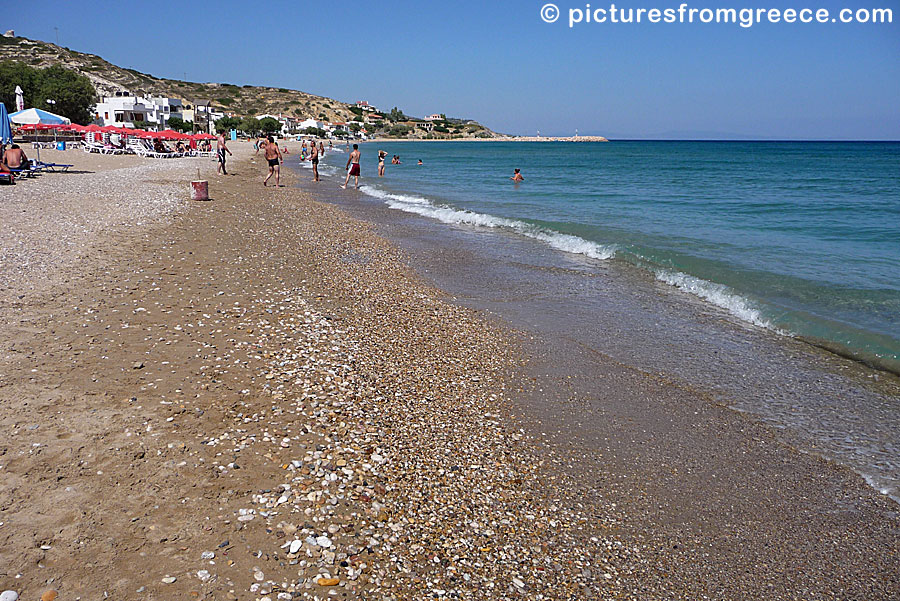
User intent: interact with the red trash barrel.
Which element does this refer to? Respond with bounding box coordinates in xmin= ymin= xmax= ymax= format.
xmin=191 ymin=180 xmax=209 ymax=201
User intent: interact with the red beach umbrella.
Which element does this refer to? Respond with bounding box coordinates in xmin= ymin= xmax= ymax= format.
xmin=158 ymin=129 xmax=189 ymax=140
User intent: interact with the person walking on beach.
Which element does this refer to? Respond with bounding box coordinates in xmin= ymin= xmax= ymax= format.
xmin=378 ymin=150 xmax=387 ymax=177
xmin=319 ymin=141 xmax=325 ymax=157
xmin=510 ymin=168 xmax=524 ymax=182
xmin=263 ymin=136 xmax=283 ymax=187
xmin=216 ymin=131 xmax=232 ymax=175
xmin=342 ymin=144 xmax=361 ymax=189
xmin=309 ymin=140 xmax=320 ymax=182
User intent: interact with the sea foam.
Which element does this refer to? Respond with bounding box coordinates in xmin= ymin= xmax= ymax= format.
xmin=360 ymin=186 xmax=616 ymax=261
xmin=358 ymin=185 xmax=789 ymax=336
xmin=655 ymin=269 xmax=780 ymax=331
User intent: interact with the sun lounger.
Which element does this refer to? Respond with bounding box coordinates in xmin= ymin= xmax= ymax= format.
xmin=9 ymin=166 xmax=42 ymax=179
xmin=128 ymin=139 xmax=181 ymax=159
xmin=35 ymin=161 xmax=74 ymax=172
xmin=82 ymin=141 xmax=126 ymax=155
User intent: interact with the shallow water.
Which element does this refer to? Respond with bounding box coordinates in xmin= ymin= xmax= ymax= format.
xmin=298 ymin=143 xmax=900 ymax=501
xmin=323 ymin=141 xmax=900 ymax=373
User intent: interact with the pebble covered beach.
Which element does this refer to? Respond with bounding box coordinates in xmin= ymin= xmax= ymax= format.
xmin=1 ymin=145 xmax=897 ymax=601
xmin=0 ymin=147 xmax=639 ymax=600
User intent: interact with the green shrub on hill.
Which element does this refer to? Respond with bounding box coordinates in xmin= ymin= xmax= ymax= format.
xmin=388 ymin=124 xmax=410 ymax=137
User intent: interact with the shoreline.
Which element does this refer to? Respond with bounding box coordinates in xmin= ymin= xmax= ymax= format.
xmin=320 ymin=142 xmax=900 ymax=381
xmin=365 ymin=136 xmax=609 ymax=143
xmin=1 ymin=144 xmax=897 ymax=600
xmin=301 ymin=150 xmax=900 ymax=593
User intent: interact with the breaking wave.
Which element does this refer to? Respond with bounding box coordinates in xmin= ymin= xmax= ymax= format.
xmin=357 ymin=185 xmax=789 ymax=337
xmin=359 ymin=186 xmax=616 ymax=261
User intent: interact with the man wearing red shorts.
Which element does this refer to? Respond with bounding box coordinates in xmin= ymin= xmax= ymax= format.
xmin=342 ymin=144 xmax=361 ymax=189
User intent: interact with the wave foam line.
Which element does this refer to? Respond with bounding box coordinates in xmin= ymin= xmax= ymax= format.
xmin=655 ymin=269 xmax=787 ymax=333
xmin=359 ymin=186 xmax=616 ymax=261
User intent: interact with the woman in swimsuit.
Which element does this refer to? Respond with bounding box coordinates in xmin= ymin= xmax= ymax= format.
xmin=378 ymin=150 xmax=387 ymax=177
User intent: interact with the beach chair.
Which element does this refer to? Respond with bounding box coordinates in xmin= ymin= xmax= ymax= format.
xmin=35 ymin=161 xmax=74 ymax=172
xmin=130 ymin=139 xmax=179 ymax=159
xmin=9 ymin=163 xmax=42 ymax=178
xmin=127 ymin=139 xmax=163 ymax=158
xmin=82 ymin=141 xmax=105 ymax=154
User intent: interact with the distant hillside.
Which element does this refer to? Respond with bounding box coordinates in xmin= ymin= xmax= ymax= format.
xmin=0 ymin=34 xmax=503 ymax=138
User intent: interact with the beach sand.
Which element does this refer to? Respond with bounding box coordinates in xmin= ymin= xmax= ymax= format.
xmin=1 ymin=145 xmax=897 ymax=600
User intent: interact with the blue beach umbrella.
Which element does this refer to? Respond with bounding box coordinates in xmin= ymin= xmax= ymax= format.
xmin=0 ymin=103 xmax=12 ymax=145
xmin=9 ymin=107 xmax=69 ymax=125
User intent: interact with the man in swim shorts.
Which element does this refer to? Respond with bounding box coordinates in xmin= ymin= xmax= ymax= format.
xmin=216 ymin=131 xmax=232 ymax=175
xmin=263 ymin=136 xmax=283 ymax=187
xmin=309 ymin=140 xmax=320 ymax=182
xmin=342 ymin=144 xmax=361 ymax=189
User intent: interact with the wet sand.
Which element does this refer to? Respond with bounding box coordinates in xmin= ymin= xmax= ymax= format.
xmin=0 ymin=145 xmax=898 ymax=600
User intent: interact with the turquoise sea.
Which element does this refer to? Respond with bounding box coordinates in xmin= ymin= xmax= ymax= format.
xmin=323 ymin=141 xmax=900 ymax=374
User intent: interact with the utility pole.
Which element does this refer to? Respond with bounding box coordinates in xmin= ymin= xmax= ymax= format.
xmin=54 ymin=27 xmax=59 ymax=46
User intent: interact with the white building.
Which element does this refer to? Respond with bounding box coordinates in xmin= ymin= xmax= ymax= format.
xmin=94 ymin=92 xmax=184 ymax=129
xmin=424 ymin=114 xmax=443 ymax=121
xmin=256 ymin=113 xmax=294 ymax=137
xmin=94 ymin=94 xmax=154 ymax=127
xmin=298 ymin=118 xmax=325 ymax=131
xmin=149 ymin=96 xmax=184 ymax=121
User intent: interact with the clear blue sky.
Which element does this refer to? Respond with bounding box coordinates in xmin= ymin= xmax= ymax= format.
xmin=8 ymin=0 xmax=899 ymax=139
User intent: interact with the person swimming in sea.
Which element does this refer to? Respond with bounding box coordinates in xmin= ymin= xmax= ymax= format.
xmin=510 ymin=168 xmax=524 ymax=182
